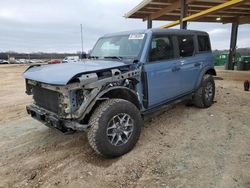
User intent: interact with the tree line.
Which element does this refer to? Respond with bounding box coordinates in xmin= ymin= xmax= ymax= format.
xmin=0 ymin=52 xmax=81 ymax=60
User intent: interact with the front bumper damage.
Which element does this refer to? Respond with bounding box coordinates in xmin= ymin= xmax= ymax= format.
xmin=26 ymin=104 xmax=88 ymax=133
xmin=25 ymin=67 xmax=141 ymax=133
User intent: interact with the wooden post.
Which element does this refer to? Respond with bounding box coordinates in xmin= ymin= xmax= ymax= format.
xmin=147 ymin=16 xmax=152 ymax=29
xmin=226 ymin=22 xmax=238 ymax=70
xmin=180 ymin=0 xmax=187 ymax=29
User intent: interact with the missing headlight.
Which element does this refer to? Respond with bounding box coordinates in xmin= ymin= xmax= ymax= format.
xmin=70 ymin=89 xmax=85 ymax=112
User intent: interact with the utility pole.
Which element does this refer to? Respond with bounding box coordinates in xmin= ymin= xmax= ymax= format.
xmin=80 ymin=24 xmax=84 ymax=59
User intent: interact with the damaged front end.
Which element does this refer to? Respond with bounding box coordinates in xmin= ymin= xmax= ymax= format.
xmin=24 ymin=65 xmax=141 ymax=133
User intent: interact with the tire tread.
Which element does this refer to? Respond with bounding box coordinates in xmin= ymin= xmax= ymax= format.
xmin=87 ymin=99 xmax=141 ymax=157
xmin=193 ymin=74 xmax=215 ymax=108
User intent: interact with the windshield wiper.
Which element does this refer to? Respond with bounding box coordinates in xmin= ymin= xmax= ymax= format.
xmin=103 ymin=56 xmax=123 ymax=61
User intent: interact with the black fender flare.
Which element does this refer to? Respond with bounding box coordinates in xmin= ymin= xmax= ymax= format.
xmin=98 ymin=86 xmax=140 ymax=103
xmin=195 ymin=67 xmax=216 ymax=90
xmin=79 ymin=86 xmax=141 ymax=121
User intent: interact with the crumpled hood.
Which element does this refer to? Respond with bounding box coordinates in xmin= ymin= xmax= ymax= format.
xmin=23 ymin=60 xmax=128 ymax=85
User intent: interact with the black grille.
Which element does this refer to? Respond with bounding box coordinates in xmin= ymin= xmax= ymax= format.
xmin=32 ymin=86 xmax=60 ymax=113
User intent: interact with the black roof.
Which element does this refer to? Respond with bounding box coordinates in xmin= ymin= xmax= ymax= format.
xmin=150 ymin=28 xmax=209 ymax=36
xmin=104 ymin=28 xmax=209 ymax=37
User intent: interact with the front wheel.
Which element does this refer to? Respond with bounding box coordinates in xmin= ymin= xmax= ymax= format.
xmin=193 ymin=74 xmax=215 ymax=108
xmin=87 ymin=99 xmax=142 ymax=158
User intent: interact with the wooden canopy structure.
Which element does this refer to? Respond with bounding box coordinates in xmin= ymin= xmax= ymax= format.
xmin=125 ymin=0 xmax=250 ymax=27
xmin=125 ymin=0 xmax=250 ymax=70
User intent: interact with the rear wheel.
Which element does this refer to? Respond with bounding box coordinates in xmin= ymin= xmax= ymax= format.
xmin=193 ymin=74 xmax=215 ymax=108
xmin=87 ymin=99 xmax=142 ymax=157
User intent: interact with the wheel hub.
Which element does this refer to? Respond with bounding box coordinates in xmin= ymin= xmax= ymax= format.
xmin=205 ymin=82 xmax=213 ymax=101
xmin=106 ymin=113 xmax=134 ymax=146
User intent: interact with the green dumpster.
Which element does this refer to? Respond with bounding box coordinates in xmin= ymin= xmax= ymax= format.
xmin=214 ymin=54 xmax=228 ymax=66
xmin=237 ymin=56 xmax=250 ymax=70
xmin=214 ymin=52 xmax=241 ymax=66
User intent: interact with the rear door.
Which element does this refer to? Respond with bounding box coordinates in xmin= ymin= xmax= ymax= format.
xmin=177 ymin=35 xmax=202 ymax=93
xmin=196 ymin=34 xmax=213 ymax=69
xmin=143 ymin=35 xmax=182 ymax=108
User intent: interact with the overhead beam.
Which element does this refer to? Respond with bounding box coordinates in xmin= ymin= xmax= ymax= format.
xmin=189 ymin=4 xmax=250 ymax=11
xmin=160 ymin=0 xmax=245 ymax=28
xmin=151 ymin=14 xmax=240 ymax=23
xmin=183 ymin=0 xmax=245 ymax=21
xmin=161 ymin=20 xmax=180 ymax=28
xmin=187 ymin=9 xmax=250 ymax=16
xmin=239 ymin=15 xmax=250 ymax=24
xmin=147 ymin=0 xmax=195 ymax=20
xmin=149 ymin=2 xmax=171 ymax=6
xmin=124 ymin=0 xmax=152 ymax=18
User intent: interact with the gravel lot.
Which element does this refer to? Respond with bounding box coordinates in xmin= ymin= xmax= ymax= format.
xmin=0 ymin=64 xmax=249 ymax=188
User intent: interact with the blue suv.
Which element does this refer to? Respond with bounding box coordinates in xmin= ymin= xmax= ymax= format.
xmin=23 ymin=29 xmax=216 ymax=157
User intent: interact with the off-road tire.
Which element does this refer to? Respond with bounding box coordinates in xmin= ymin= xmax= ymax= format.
xmin=87 ymin=99 xmax=142 ymax=158
xmin=193 ymin=74 xmax=215 ymax=108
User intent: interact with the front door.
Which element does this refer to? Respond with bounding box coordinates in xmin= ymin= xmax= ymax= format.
xmin=143 ymin=35 xmax=182 ymax=108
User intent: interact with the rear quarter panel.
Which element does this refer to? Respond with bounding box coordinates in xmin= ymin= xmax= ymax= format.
xmin=195 ymin=52 xmax=215 ymax=89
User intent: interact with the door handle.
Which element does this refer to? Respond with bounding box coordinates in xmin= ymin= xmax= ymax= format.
xmin=194 ymin=62 xmax=201 ymax=67
xmin=180 ymin=60 xmax=185 ymax=65
xmin=172 ymin=66 xmax=181 ymax=72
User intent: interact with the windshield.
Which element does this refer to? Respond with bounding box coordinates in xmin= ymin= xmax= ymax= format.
xmin=91 ymin=34 xmax=145 ymax=59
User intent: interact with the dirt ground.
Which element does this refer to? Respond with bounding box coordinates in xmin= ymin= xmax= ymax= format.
xmin=0 ymin=64 xmax=249 ymax=188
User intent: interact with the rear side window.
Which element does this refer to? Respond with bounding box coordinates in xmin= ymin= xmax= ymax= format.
xmin=149 ymin=36 xmax=174 ymax=62
xmin=177 ymin=35 xmax=194 ymax=57
xmin=198 ymin=35 xmax=211 ymax=52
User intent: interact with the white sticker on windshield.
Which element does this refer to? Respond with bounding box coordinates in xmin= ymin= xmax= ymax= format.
xmin=128 ymin=34 xmax=145 ymax=40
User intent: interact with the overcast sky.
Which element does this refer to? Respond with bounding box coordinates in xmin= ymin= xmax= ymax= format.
xmin=0 ymin=0 xmax=249 ymax=53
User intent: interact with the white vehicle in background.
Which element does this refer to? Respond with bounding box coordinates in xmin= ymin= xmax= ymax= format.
xmin=62 ymin=56 xmax=79 ymax=63
xmin=19 ymin=59 xmax=27 ymax=64
xmin=0 ymin=60 xmax=9 ymax=64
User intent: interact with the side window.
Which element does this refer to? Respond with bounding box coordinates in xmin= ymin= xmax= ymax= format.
xmin=177 ymin=35 xmax=194 ymax=57
xmin=198 ymin=35 xmax=211 ymax=52
xmin=149 ymin=36 xmax=174 ymax=62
